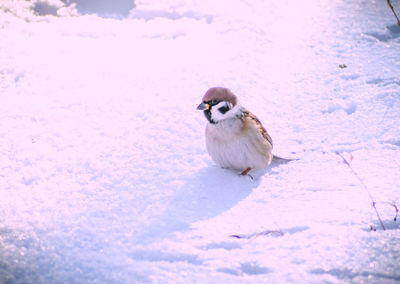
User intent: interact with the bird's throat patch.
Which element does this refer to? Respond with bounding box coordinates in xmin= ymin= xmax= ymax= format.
xmin=204 ymin=110 xmax=216 ymax=124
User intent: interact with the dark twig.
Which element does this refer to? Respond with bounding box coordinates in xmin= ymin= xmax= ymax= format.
xmin=336 ymin=152 xmax=386 ymax=231
xmin=387 ymin=0 xmax=400 ymax=26
xmin=230 ymin=230 xmax=284 ymax=240
xmin=391 ymin=202 xmax=399 ymax=222
xmin=374 ymin=202 xmax=399 ymax=222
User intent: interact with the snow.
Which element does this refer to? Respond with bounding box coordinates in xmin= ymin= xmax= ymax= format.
xmin=1 ymin=0 xmax=400 ymax=283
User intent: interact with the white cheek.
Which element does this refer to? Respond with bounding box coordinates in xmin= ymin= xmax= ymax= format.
xmin=210 ymin=109 xmax=225 ymax=121
xmin=210 ymin=102 xmax=233 ymax=121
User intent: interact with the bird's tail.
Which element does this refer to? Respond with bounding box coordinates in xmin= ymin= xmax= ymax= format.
xmin=272 ymin=155 xmax=298 ymax=161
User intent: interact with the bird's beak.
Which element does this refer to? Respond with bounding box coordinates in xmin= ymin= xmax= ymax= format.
xmin=197 ymin=102 xmax=210 ymax=110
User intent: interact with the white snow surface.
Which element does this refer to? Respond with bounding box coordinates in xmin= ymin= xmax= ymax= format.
xmin=1 ymin=0 xmax=400 ymax=283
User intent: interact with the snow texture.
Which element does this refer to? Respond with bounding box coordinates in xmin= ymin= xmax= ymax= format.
xmin=1 ymin=0 xmax=400 ymax=283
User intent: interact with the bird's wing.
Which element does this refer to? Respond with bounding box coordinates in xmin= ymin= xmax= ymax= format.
xmin=241 ymin=109 xmax=273 ymax=148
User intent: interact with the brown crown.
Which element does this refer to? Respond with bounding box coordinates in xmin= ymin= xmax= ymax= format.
xmin=202 ymin=87 xmax=238 ymax=106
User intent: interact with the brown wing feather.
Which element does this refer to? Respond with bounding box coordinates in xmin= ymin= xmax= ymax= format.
xmin=241 ymin=109 xmax=273 ymax=148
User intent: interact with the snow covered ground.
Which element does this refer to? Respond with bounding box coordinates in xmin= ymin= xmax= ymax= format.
xmin=1 ymin=0 xmax=400 ymax=283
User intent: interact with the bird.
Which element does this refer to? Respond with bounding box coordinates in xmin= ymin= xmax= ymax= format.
xmin=197 ymin=87 xmax=277 ymax=177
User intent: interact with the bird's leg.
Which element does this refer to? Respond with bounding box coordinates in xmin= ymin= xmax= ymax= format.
xmin=240 ymin=168 xmax=251 ymax=176
xmin=240 ymin=168 xmax=253 ymax=180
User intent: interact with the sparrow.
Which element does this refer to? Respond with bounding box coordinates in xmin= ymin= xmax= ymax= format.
xmin=197 ymin=87 xmax=274 ymax=176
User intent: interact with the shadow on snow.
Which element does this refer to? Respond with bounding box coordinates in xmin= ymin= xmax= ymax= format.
xmin=135 ymin=159 xmax=291 ymax=244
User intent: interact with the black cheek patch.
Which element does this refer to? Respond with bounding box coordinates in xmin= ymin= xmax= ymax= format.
xmin=204 ymin=110 xmax=215 ymax=124
xmin=218 ymin=105 xmax=230 ymax=114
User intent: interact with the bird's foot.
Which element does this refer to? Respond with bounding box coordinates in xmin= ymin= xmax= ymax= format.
xmin=240 ymin=168 xmax=253 ymax=180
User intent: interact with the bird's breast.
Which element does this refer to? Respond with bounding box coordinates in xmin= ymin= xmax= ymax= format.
xmin=205 ymin=119 xmax=271 ymax=171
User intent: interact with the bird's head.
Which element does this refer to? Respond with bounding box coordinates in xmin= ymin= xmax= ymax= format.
xmin=197 ymin=87 xmax=241 ymax=124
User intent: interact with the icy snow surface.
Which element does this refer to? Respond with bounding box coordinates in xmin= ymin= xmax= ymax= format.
xmin=1 ymin=0 xmax=400 ymax=283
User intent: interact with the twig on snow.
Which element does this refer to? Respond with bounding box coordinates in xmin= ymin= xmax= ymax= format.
xmin=388 ymin=202 xmax=399 ymax=222
xmin=335 ymin=151 xmax=386 ymax=231
xmin=387 ymin=0 xmax=400 ymax=26
xmin=230 ymin=229 xmax=284 ymax=240
xmin=393 ymin=203 xmax=399 ymax=221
